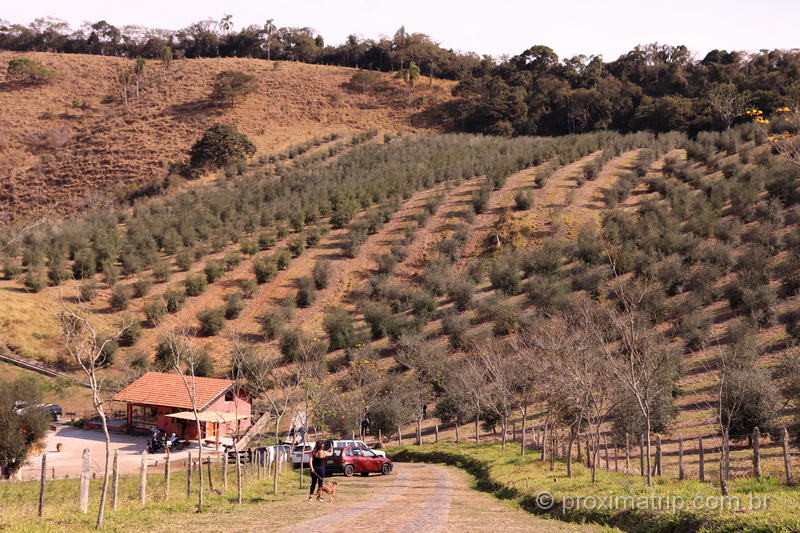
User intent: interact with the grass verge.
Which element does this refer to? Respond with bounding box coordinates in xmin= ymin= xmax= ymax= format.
xmin=390 ymin=442 xmax=800 ymax=533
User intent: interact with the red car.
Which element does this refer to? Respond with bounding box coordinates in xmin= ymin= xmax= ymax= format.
xmin=325 ymin=446 xmax=393 ymax=477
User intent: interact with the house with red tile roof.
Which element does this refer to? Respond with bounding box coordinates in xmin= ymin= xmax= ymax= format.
xmin=112 ymin=372 xmax=251 ymax=440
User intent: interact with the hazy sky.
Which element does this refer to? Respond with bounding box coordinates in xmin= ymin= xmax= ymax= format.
xmin=5 ymin=0 xmax=800 ymax=61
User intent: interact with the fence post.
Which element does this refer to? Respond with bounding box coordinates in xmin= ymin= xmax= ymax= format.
xmin=186 ymin=452 xmax=193 ymax=498
xmin=207 ymin=456 xmax=214 ymax=492
xmin=397 ymin=426 xmax=402 ymax=446
xmin=752 ymin=427 xmax=761 ymax=478
xmin=435 ymin=424 xmax=439 ymax=443
xmin=783 ymin=427 xmax=793 ymax=485
xmin=79 ymin=449 xmax=90 ymax=513
xmin=378 ymin=429 xmax=383 ymax=446
xmin=603 ymin=434 xmax=610 ymax=469
xmin=698 ymin=437 xmax=705 ymax=482
xmin=223 ymin=450 xmax=228 ymax=491
xmin=38 ymin=452 xmax=47 ymax=517
xmin=164 ymin=446 xmax=171 ymax=500
xmin=139 ymin=450 xmax=147 ymax=505
xmin=111 ymin=450 xmax=119 ymax=510
xmin=678 ymin=435 xmax=685 ymax=480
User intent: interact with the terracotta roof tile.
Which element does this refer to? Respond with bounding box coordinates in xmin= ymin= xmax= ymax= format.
xmin=112 ymin=372 xmax=234 ymax=410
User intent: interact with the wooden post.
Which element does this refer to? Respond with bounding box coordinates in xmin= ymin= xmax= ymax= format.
xmin=655 ymin=435 xmax=662 ymax=476
xmin=139 ymin=450 xmax=147 ymax=505
xmin=164 ymin=446 xmax=171 ymax=500
xmin=699 ymin=437 xmax=705 ymax=482
xmin=614 ymin=443 xmax=619 ymax=472
xmin=603 ymin=434 xmax=610 ymax=469
xmin=186 ymin=452 xmax=193 ymax=498
xmin=566 ymin=428 xmax=574 ymax=478
xmin=416 ymin=419 xmax=422 ymax=445
xmin=111 ymin=450 xmax=119 ymax=511
xmin=435 ymin=424 xmax=439 ymax=443
xmin=639 ymin=434 xmax=645 ymax=477
xmin=207 ymin=457 xmax=214 ymax=492
xmin=783 ymin=427 xmax=793 ymax=485
xmin=378 ymin=429 xmax=383 ymax=446
xmin=455 ymin=423 xmax=460 ymax=444
xmin=79 ymin=449 xmax=90 ymax=513
xmin=222 ymin=450 xmax=228 ymax=491
xmin=512 ymin=421 xmax=517 ymax=443
xmin=753 ymin=427 xmax=762 ymax=478
xmin=38 ymin=452 xmax=47 ymax=517
xmin=678 ymin=435 xmax=685 ymax=480
xmin=397 ymin=426 xmax=402 ymax=446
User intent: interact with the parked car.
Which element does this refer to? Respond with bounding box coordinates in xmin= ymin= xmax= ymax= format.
xmin=325 ymin=445 xmax=393 ymax=477
xmin=292 ymin=439 xmax=386 ymax=466
xmin=14 ymin=402 xmax=62 ymax=421
xmin=331 ymin=440 xmax=386 ymax=458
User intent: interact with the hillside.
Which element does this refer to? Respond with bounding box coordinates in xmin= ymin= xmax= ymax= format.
xmin=0 ymin=51 xmax=454 ymax=221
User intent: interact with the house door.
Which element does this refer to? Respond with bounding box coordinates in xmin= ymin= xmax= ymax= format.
xmin=206 ymin=422 xmax=216 ymax=437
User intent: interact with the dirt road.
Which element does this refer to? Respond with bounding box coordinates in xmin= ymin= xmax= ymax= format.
xmin=173 ymin=462 xmax=599 ymax=533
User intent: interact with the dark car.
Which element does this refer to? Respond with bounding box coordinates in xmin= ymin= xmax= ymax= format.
xmin=325 ymin=445 xmax=393 ymax=477
xmin=14 ymin=402 xmax=62 ymax=421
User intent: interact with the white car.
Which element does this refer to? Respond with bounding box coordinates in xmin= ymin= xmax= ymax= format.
xmin=291 ymin=439 xmax=386 ymax=465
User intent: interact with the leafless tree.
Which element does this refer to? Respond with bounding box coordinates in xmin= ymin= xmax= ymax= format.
xmin=708 ymin=84 xmax=750 ymax=129
xmin=56 ymin=293 xmax=132 ymax=528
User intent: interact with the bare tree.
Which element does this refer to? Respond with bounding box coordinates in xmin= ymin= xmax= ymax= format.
xmin=708 ymin=84 xmax=750 ymax=129
xmin=587 ymin=283 xmax=679 ymax=487
xmin=56 ymin=294 xmax=132 ymax=528
xmin=160 ymin=326 xmax=207 ymax=511
xmin=263 ymin=19 xmax=277 ymax=61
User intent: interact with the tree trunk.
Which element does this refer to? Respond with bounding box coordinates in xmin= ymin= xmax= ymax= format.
xmin=639 ymin=434 xmax=644 ymax=477
xmin=566 ymin=427 xmax=574 ymax=478
xmin=455 ymin=422 xmax=460 ymax=444
xmin=186 ymin=452 xmax=192 ymax=498
xmin=678 ymin=435 xmax=685 ymax=480
xmin=653 ymin=434 xmax=662 ymax=477
xmin=96 ymin=406 xmax=112 ymax=528
xmin=474 ymin=412 xmax=480 ymax=444
xmin=603 ymin=433 xmax=610 ymax=470
xmin=272 ymin=447 xmax=279 ymax=495
xmin=625 ymin=433 xmax=630 ymax=472
xmin=501 ymin=416 xmax=507 ymax=450
xmin=222 ymin=450 xmax=228 ymax=492
xmin=720 ymin=432 xmax=730 ymax=496
xmin=164 ymin=444 xmax=171 ymax=499
xmin=520 ymin=406 xmax=527 ymax=456
xmin=645 ymin=420 xmax=653 ymax=486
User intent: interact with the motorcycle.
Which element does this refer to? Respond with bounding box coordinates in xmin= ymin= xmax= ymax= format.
xmin=147 ymin=431 xmax=165 ymax=453
xmin=165 ymin=433 xmax=185 ymax=451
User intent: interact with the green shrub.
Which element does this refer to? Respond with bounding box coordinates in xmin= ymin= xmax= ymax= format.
xmin=447 ymin=278 xmax=475 ymax=311
xmin=7 ymin=58 xmax=57 ymax=84
xmin=163 ymin=289 xmax=186 ymax=313
xmin=197 ymin=307 xmax=226 ymax=336
xmin=481 ymin=296 xmax=522 ymax=336
xmin=143 ymin=298 xmax=168 ymax=326
xmin=22 ymin=269 xmax=47 ymax=292
xmin=175 ymin=248 xmax=194 ymax=271
xmin=131 ymin=278 xmax=152 ymax=298
xmin=118 ymin=317 xmax=142 ymax=347
xmin=95 ymin=337 xmax=118 ymax=367
xmin=204 ymin=260 xmax=225 ymax=283
xmin=362 ymin=301 xmax=393 ymax=339
xmin=79 ymin=280 xmax=99 ymax=301
xmin=257 ymin=309 xmax=286 ymax=340
xmin=471 ymin=186 xmax=491 ymax=214
xmin=489 ymin=258 xmax=521 ymax=295
xmin=253 ymin=256 xmax=277 ymax=284
xmin=189 ymin=123 xmax=256 ymax=170
xmin=191 ymin=350 xmax=216 ymax=377
xmin=288 ymin=237 xmax=306 ymax=257
xmin=240 ymin=240 xmax=259 ymax=256
xmin=184 ymin=274 xmax=208 ymax=296
xmin=279 ymin=328 xmax=304 ymax=362
xmin=210 ymin=71 xmax=257 ymax=107
xmin=2 ymin=258 xmax=23 ymax=279
xmin=258 ymin=233 xmax=276 ymax=250
xmin=296 ymin=277 xmax=317 ymax=307
xmin=514 ymin=190 xmax=533 ymax=210
xmin=442 ymin=311 xmax=470 ymax=350
xmin=72 ymin=248 xmax=96 ymax=279
xmin=239 ymin=278 xmax=257 ymax=298
xmin=152 ymin=260 xmax=172 ymax=283
xmin=323 ymin=309 xmax=357 ymax=351
xmin=223 ymin=292 xmax=244 ymax=319
xmin=109 ymin=284 xmax=132 ymax=311
xmin=525 ymin=275 xmax=569 ymax=313
xmin=312 ymin=259 xmax=333 ymax=289
xmin=275 ymin=250 xmax=292 ymax=270
xmin=224 ymin=252 xmax=242 ymax=270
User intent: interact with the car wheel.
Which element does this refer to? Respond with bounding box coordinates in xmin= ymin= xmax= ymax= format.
xmin=381 ymin=463 xmax=391 ymax=475
xmin=344 ymin=464 xmax=355 ymax=477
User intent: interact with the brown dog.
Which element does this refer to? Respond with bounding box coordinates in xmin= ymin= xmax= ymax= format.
xmin=316 ymin=481 xmax=338 ymax=502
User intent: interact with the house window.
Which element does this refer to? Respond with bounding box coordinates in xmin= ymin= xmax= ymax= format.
xmin=130 ymin=405 xmax=157 ymax=429
xmin=225 ymin=391 xmax=234 ymax=401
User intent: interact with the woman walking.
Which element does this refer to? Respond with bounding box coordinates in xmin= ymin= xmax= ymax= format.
xmin=308 ymin=440 xmax=332 ymax=501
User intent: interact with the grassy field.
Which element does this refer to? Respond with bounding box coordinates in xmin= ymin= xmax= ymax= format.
xmin=391 ymin=442 xmax=800 ymax=533
xmin=0 ymin=459 xmax=344 ymax=532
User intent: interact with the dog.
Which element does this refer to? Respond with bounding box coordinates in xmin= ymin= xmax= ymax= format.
xmin=316 ymin=481 xmax=338 ymax=502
